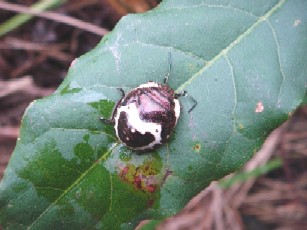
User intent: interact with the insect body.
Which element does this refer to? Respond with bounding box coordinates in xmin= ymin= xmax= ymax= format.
xmin=102 ymin=54 xmax=196 ymax=152
xmin=111 ymin=82 xmax=180 ymax=151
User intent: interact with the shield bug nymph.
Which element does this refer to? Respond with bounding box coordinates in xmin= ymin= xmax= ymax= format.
xmin=102 ymin=53 xmax=196 ymax=152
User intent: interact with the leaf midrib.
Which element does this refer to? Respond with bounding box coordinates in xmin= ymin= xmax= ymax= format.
xmin=175 ymin=0 xmax=286 ymax=93
xmin=28 ymin=144 xmax=118 ymax=229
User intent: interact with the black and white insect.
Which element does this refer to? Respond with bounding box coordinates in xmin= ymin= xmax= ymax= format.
xmin=102 ymin=54 xmax=196 ymax=152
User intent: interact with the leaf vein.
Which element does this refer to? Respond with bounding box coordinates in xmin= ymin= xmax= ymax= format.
xmin=136 ymin=41 xmax=208 ymax=63
xmin=224 ymin=54 xmax=237 ymax=141
xmin=158 ymin=2 xmax=259 ymax=19
xmin=29 ymin=127 xmax=117 ymax=146
xmin=267 ymin=20 xmax=286 ymax=108
xmin=27 ymin=144 xmax=117 ymax=229
xmin=175 ymin=0 xmax=286 ymax=93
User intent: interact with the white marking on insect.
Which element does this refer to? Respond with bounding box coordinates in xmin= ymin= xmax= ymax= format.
xmin=174 ymin=99 xmax=180 ymax=122
xmin=114 ymin=103 xmax=162 ymax=149
xmin=137 ymin=82 xmax=159 ymax=89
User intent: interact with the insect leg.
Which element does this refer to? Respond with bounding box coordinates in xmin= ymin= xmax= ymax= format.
xmin=117 ymin=88 xmax=125 ymax=97
xmin=100 ymin=88 xmax=125 ymax=124
xmin=175 ymin=90 xmax=197 ymax=113
xmin=100 ymin=117 xmax=115 ymax=125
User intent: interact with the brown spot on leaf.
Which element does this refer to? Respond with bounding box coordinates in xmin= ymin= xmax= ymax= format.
xmin=147 ymin=199 xmax=155 ymax=208
xmin=293 ymin=19 xmax=301 ymax=27
xmin=255 ymin=102 xmax=264 ymax=113
xmin=117 ymin=160 xmax=160 ymax=193
xmin=162 ymin=168 xmax=173 ymax=184
xmin=193 ymin=143 xmax=201 ymax=153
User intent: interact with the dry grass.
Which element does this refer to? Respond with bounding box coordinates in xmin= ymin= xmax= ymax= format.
xmin=157 ymin=108 xmax=307 ymax=230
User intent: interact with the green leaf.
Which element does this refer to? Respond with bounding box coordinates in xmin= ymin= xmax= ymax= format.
xmin=139 ymin=220 xmax=163 ymax=230
xmin=1 ymin=0 xmax=307 ymax=229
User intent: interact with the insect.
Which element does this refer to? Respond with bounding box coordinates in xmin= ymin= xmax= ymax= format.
xmin=102 ymin=53 xmax=197 ymax=152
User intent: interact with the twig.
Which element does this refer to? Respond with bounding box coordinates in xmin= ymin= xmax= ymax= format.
xmin=0 ymin=127 xmax=19 ymax=139
xmin=0 ymin=1 xmax=109 ymax=36
xmin=226 ymin=126 xmax=285 ymax=208
xmin=0 ymin=38 xmax=73 ymax=63
xmin=0 ymin=0 xmax=64 ymax=37
xmin=0 ymin=76 xmax=54 ymax=98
